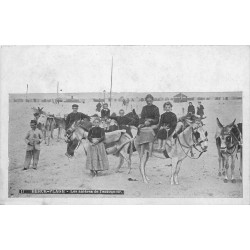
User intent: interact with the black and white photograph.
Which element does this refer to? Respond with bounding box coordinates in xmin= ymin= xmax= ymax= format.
xmin=1 ymin=45 xmax=248 ymax=203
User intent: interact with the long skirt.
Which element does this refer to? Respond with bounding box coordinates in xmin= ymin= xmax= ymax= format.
xmin=86 ymin=142 xmax=109 ymax=171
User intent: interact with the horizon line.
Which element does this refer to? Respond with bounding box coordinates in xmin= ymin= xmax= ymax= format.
xmin=9 ymin=91 xmax=242 ymax=94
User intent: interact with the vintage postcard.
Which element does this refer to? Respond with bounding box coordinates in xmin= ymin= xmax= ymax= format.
xmin=0 ymin=46 xmax=249 ymax=204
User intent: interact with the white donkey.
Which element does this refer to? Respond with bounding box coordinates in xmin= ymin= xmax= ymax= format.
xmin=134 ymin=117 xmax=208 ymax=184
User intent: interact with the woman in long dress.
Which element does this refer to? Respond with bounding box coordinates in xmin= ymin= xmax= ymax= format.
xmin=86 ymin=117 xmax=109 ymax=176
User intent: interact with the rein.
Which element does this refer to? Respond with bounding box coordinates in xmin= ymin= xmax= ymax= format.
xmin=177 ymin=136 xmax=204 ymax=159
xmin=176 ymin=127 xmax=206 ymax=159
xmin=220 ymin=130 xmax=240 ymax=156
xmin=222 ymin=143 xmax=237 ymax=156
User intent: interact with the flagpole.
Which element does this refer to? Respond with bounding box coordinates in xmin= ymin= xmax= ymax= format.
xmin=110 ymin=57 xmax=113 ymax=107
xmin=57 ymin=82 xmax=59 ymax=99
xmin=26 ymin=84 xmax=28 ymax=101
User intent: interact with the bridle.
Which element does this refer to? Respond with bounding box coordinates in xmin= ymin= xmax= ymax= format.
xmin=219 ymin=131 xmax=238 ymax=156
xmin=177 ymin=123 xmax=208 ymax=159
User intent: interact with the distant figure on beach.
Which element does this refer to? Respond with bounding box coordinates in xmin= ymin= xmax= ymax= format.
xmin=23 ymin=120 xmax=43 ymax=170
xmin=187 ymin=102 xmax=195 ymax=115
xmin=197 ymin=101 xmax=205 ymax=118
xmin=101 ymin=103 xmax=110 ymax=120
xmin=96 ymin=102 xmax=102 ymax=112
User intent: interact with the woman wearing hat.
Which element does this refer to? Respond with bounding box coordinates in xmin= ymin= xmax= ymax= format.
xmin=156 ymin=101 xmax=177 ymax=150
xmin=139 ymin=94 xmax=160 ymax=129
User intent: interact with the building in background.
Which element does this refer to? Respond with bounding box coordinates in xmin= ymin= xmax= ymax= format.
xmin=173 ymin=93 xmax=187 ymax=103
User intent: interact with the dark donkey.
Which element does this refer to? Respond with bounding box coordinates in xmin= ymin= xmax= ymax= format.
xmin=215 ymin=118 xmax=243 ymax=183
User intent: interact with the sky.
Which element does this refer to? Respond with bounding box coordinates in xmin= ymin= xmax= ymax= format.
xmin=1 ymin=46 xmax=249 ymax=93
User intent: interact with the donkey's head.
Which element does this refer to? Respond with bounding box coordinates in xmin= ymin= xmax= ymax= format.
xmin=186 ymin=116 xmax=208 ymax=151
xmin=216 ymin=118 xmax=236 ymax=153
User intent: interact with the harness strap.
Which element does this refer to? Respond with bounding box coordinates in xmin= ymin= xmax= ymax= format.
xmin=177 ymin=135 xmax=204 ymax=159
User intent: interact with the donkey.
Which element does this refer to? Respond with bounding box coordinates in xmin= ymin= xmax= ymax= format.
xmin=134 ymin=116 xmax=208 ymax=184
xmin=45 ymin=115 xmax=56 ymax=145
xmin=65 ymin=119 xmax=134 ymax=173
xmin=54 ymin=114 xmax=67 ymax=141
xmin=215 ymin=118 xmax=243 ymax=183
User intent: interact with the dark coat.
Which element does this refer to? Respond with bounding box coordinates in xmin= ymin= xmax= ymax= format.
xmin=139 ymin=104 xmax=160 ymax=126
xmin=87 ymin=127 xmax=105 ymax=143
xmin=188 ymin=105 xmax=195 ymax=114
xmin=101 ymin=109 xmax=110 ymax=119
xmin=157 ymin=111 xmax=177 ymax=139
xmin=197 ymin=105 xmax=204 ymax=116
xmin=65 ymin=112 xmax=90 ymax=130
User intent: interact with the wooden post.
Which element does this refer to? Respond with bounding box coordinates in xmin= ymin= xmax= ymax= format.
xmin=103 ymin=90 xmax=106 ymax=103
xmin=110 ymin=57 xmax=113 ymax=107
xmin=57 ymin=82 xmax=59 ymax=99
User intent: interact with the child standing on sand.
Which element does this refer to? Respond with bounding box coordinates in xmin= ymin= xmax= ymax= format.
xmin=23 ymin=120 xmax=43 ymax=170
xmin=86 ymin=117 xmax=109 ymax=176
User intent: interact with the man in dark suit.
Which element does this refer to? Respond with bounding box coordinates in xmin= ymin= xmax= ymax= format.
xmin=65 ymin=104 xmax=90 ymax=131
xmin=197 ymin=101 xmax=205 ymax=118
xmin=65 ymin=104 xmax=90 ymax=158
xmin=187 ymin=102 xmax=195 ymax=115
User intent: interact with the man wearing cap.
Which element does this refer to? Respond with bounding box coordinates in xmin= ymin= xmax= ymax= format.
xmin=65 ymin=104 xmax=90 ymax=131
xmin=187 ymin=102 xmax=195 ymax=115
xmin=197 ymin=101 xmax=204 ymax=118
xmin=139 ymin=94 xmax=160 ymax=129
xmin=65 ymin=104 xmax=90 ymax=158
xmin=23 ymin=120 xmax=43 ymax=170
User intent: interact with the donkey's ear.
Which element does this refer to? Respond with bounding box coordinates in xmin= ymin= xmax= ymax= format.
xmin=216 ymin=118 xmax=223 ymax=128
xmin=228 ymin=119 xmax=236 ymax=128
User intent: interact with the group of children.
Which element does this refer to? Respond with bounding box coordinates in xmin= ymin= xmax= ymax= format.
xmin=23 ymin=100 xmax=204 ymax=176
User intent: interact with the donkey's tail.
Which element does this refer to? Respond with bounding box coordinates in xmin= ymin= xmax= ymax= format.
xmin=116 ymin=138 xmax=134 ymax=155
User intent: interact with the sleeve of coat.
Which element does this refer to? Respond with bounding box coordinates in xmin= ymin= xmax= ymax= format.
xmin=99 ymin=128 xmax=105 ymax=143
xmin=169 ymin=114 xmax=177 ymax=135
xmin=80 ymin=112 xmax=90 ymax=120
xmin=87 ymin=128 xmax=93 ymax=142
xmin=65 ymin=114 xmax=70 ymax=130
xmin=139 ymin=106 xmax=146 ymax=124
xmin=150 ymin=107 xmax=160 ymax=125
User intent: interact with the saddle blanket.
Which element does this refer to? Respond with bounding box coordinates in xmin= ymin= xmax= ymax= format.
xmin=104 ymin=130 xmax=126 ymax=144
xmin=135 ymin=127 xmax=155 ymax=145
